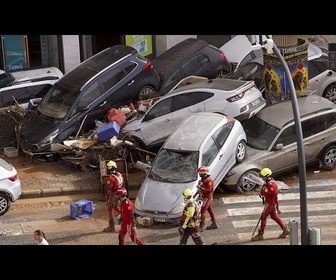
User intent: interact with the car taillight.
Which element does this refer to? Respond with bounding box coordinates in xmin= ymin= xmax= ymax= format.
xmin=220 ymin=52 xmax=227 ymax=63
xmin=226 ymin=92 xmax=245 ymax=102
xmin=8 ymin=174 xmax=18 ymax=182
xmin=142 ymin=61 xmax=154 ymax=72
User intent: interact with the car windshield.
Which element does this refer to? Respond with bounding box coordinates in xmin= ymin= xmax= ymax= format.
xmin=242 ymin=116 xmax=280 ymax=150
xmin=148 ymin=149 xmax=199 ymax=183
xmin=38 ymin=82 xmax=80 ymax=119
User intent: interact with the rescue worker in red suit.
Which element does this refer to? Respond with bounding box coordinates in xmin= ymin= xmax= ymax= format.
xmin=251 ymin=167 xmax=290 ymax=241
xmin=103 ymin=160 xmax=125 ymax=232
xmin=178 ymin=188 xmax=204 ymax=245
xmin=116 ymin=188 xmax=144 ymax=245
xmin=197 ymin=166 xmax=218 ymax=231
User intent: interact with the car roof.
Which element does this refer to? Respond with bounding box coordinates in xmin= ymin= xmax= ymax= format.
xmin=257 ymin=94 xmax=336 ymax=128
xmin=168 ymin=78 xmax=253 ymax=94
xmin=152 ymin=38 xmax=209 ymax=78
xmin=58 ymin=45 xmax=138 ymax=91
xmin=163 ymin=112 xmax=230 ymax=151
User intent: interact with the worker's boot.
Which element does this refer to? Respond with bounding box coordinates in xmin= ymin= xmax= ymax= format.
xmin=279 ymin=225 xmax=290 ymax=238
xmin=251 ymin=230 xmax=264 ymax=241
xmin=206 ymin=219 xmax=218 ymax=230
xmin=103 ymin=220 xmax=116 ymax=232
xmin=199 ymin=222 xmax=205 ymax=232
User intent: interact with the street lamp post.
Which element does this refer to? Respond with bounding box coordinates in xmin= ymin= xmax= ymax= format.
xmin=264 ymin=35 xmax=309 ymax=245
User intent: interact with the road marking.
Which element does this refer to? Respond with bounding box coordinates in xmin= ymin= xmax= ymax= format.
xmin=222 ymin=190 xmax=336 ymax=204
xmin=227 ymin=202 xmax=336 ymax=216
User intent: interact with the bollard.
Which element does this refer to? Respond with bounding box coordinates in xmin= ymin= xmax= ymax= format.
xmin=308 ymin=228 xmax=321 ymax=245
xmin=288 ymin=219 xmax=299 ymax=245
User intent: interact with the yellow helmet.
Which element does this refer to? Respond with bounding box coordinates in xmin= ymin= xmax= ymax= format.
xmin=183 ymin=188 xmax=192 ymax=201
xmin=106 ymin=160 xmax=117 ymax=170
xmin=260 ymin=168 xmax=272 ymax=177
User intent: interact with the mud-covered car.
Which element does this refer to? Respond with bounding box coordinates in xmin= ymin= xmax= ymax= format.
xmin=223 ymin=94 xmax=336 ymax=193
xmin=18 ymin=45 xmax=160 ymax=160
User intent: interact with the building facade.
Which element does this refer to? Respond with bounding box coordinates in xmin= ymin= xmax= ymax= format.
xmin=0 ymin=35 xmax=233 ymax=74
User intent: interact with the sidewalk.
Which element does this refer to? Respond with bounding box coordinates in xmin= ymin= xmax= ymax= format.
xmin=1 ymin=150 xmax=145 ymax=199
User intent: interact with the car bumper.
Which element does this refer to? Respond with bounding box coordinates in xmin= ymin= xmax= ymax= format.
xmin=235 ymin=97 xmax=266 ymax=121
xmin=134 ymin=209 xmax=181 ymax=225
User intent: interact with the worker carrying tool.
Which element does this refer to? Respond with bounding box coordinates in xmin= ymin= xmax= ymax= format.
xmin=251 ymin=167 xmax=290 ymax=241
xmin=103 ymin=160 xmax=125 ymax=233
xmin=197 ymin=166 xmax=218 ymax=231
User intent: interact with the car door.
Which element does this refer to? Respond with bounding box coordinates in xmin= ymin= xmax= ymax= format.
xmin=201 ymin=122 xmax=235 ymax=186
xmin=266 ymin=125 xmax=303 ymax=173
xmin=171 ymin=91 xmax=205 ymax=128
xmin=137 ymin=97 xmax=175 ymax=146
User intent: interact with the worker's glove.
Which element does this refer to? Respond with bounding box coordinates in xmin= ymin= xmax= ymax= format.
xmin=276 ymin=207 xmax=281 ymax=214
xmin=178 ymin=226 xmax=185 ymax=235
xmin=116 ymin=214 xmax=122 ymax=224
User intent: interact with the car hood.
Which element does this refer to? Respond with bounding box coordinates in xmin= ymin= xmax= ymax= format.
xmin=122 ymin=116 xmax=142 ymax=132
xmin=20 ymin=111 xmax=61 ymax=144
xmin=137 ymin=177 xmax=197 ymax=213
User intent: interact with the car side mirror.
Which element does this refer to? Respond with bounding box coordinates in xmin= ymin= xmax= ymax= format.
xmin=327 ymin=71 xmax=332 ymax=77
xmin=274 ymin=143 xmax=284 ymax=150
xmin=77 ymin=105 xmax=89 ymax=112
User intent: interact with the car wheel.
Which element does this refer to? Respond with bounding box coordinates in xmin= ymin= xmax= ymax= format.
xmin=323 ymin=84 xmax=336 ymax=104
xmin=237 ymin=170 xmax=262 ymax=192
xmin=0 ymin=194 xmax=10 ymax=216
xmin=320 ymin=145 xmax=336 ymax=170
xmin=236 ymin=140 xmax=246 ymax=163
xmin=138 ymin=85 xmax=157 ymax=101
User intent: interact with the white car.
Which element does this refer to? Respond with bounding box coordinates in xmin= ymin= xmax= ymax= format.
xmin=134 ymin=112 xmax=247 ymax=224
xmin=0 ymin=157 xmax=22 ymax=216
xmin=0 ymin=66 xmax=63 ymax=108
xmin=123 ymin=78 xmax=265 ymax=150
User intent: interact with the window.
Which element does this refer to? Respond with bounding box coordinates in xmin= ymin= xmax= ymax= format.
xmin=201 ymin=137 xmax=219 ymax=166
xmin=276 ymin=125 xmax=296 ymax=146
xmin=173 ymin=92 xmax=204 ymax=111
xmin=161 ymin=69 xmax=183 ymax=95
xmin=213 ymin=122 xmax=234 ymax=147
xmin=1 ymin=87 xmax=30 ymax=107
xmin=182 ymin=54 xmax=210 ymax=76
xmin=144 ymin=98 xmax=172 ymax=121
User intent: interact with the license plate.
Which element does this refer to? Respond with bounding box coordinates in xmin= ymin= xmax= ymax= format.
xmin=251 ymin=98 xmax=261 ymax=107
xmin=154 ymin=217 xmax=166 ymax=222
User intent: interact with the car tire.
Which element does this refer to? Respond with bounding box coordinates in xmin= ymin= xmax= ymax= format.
xmin=320 ymin=144 xmax=336 ymax=170
xmin=236 ymin=140 xmax=246 ymax=163
xmin=323 ymin=84 xmax=336 ymax=104
xmin=138 ymin=85 xmax=157 ymax=101
xmin=237 ymin=170 xmax=262 ymax=192
xmin=0 ymin=194 xmax=10 ymax=216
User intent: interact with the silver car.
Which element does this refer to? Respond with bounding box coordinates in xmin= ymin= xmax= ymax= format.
xmin=123 ymin=78 xmax=265 ymax=150
xmin=134 ymin=112 xmax=247 ymax=224
xmin=223 ymin=94 xmax=336 ymax=193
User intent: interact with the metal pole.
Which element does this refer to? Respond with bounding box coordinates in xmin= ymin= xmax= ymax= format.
xmin=289 ymin=219 xmax=299 ymax=245
xmin=265 ymin=35 xmax=309 ymax=245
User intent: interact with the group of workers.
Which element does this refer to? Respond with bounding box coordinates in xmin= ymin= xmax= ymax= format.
xmin=102 ymin=159 xmax=290 ymax=245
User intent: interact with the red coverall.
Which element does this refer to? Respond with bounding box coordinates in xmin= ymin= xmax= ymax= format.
xmin=198 ymin=175 xmax=216 ymax=226
xmin=118 ymin=197 xmax=144 ymax=245
xmin=106 ymin=171 xmax=124 ymax=221
xmin=258 ymin=178 xmax=286 ymax=233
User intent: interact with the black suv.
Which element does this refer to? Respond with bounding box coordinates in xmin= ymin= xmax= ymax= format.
xmin=18 ymin=45 xmax=161 ymax=159
xmin=153 ymin=38 xmax=231 ymax=96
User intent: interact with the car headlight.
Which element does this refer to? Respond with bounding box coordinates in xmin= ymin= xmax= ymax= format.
xmin=134 ymin=196 xmax=142 ymax=211
xmin=171 ymin=201 xmax=185 ymax=214
xmin=39 ymin=129 xmax=59 ymax=147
